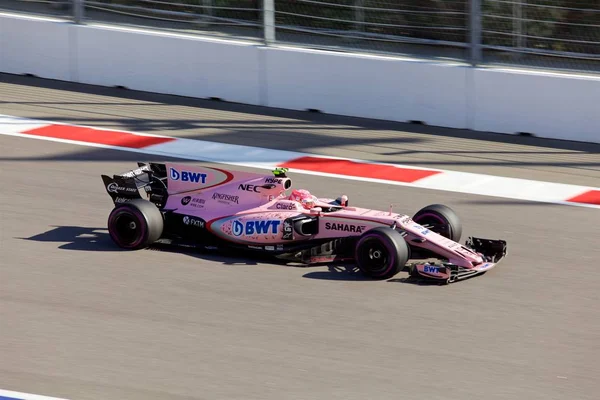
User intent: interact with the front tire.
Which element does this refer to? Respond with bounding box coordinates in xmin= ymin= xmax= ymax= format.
xmin=107 ymin=199 xmax=164 ymax=250
xmin=413 ymin=204 xmax=462 ymax=242
xmin=354 ymin=227 xmax=410 ymax=280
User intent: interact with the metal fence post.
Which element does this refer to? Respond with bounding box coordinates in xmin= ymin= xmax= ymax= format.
xmin=354 ymin=0 xmax=365 ymax=33
xmin=513 ymin=0 xmax=527 ymax=52
xmin=469 ymin=0 xmax=482 ymax=66
xmin=73 ymin=0 xmax=84 ymax=23
xmin=199 ymin=0 xmax=213 ymax=27
xmin=263 ymin=0 xmax=275 ymax=45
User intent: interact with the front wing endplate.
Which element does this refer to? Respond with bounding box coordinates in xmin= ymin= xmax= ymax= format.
xmin=410 ymin=236 xmax=507 ymax=284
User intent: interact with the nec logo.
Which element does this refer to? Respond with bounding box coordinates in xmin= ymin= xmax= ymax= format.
xmin=170 ymin=168 xmax=207 ymax=184
xmin=239 ymin=184 xmax=261 ymax=193
xmin=238 ymin=183 xmax=277 ymax=193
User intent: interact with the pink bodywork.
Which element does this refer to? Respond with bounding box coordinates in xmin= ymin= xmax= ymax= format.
xmin=163 ymin=162 xmax=495 ymax=270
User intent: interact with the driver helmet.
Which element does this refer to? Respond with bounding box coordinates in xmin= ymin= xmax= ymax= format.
xmin=288 ymin=189 xmax=316 ymax=210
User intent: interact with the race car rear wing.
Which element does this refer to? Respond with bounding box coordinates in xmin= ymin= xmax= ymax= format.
xmin=101 ymin=162 xmax=169 ymax=206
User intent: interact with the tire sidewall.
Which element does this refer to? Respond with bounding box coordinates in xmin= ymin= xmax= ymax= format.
xmin=413 ymin=204 xmax=462 ymax=243
xmin=355 ymin=228 xmax=409 ymax=279
xmin=108 ymin=205 xmax=150 ymax=249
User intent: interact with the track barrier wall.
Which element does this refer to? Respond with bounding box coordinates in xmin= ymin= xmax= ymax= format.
xmin=1 ymin=13 xmax=599 ymax=144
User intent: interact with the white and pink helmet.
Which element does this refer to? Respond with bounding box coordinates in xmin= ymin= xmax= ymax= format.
xmin=288 ymin=189 xmax=317 ymax=209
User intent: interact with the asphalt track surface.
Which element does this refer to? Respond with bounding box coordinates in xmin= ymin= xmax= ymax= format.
xmin=1 ymin=73 xmax=600 ymax=400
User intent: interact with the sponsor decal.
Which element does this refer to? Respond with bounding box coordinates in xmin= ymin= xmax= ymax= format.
xmin=107 ymin=182 xmax=137 ymax=194
xmin=276 ymin=202 xmax=296 ymax=210
xmin=421 ymin=229 xmax=430 ymax=235
xmin=238 ymin=183 xmax=262 ymax=193
xmin=265 ymin=245 xmax=275 ymax=251
xmin=114 ymin=197 xmax=130 ymax=203
xmin=479 ymin=263 xmax=493 ymax=270
xmin=212 ymin=193 xmax=239 ymax=204
xmin=183 ymin=215 xmax=205 ymax=228
xmin=190 ymin=198 xmax=205 ymax=208
xmin=324 ymin=222 xmax=366 ymax=233
xmin=232 ymin=220 xmax=281 ymax=236
xmin=276 ymin=244 xmax=284 ymax=251
xmin=170 ymin=167 xmax=207 ymax=184
xmin=424 ymin=265 xmax=440 ymax=274
xmin=282 ymin=219 xmax=294 ymax=240
xmin=265 ymin=177 xmax=282 ymax=184
xmin=121 ymin=165 xmax=151 ymax=178
xmin=182 ymin=196 xmax=205 ymax=208
xmin=238 ymin=183 xmax=277 ymax=193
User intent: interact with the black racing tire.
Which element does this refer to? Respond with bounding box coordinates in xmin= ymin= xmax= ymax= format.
xmin=354 ymin=227 xmax=410 ymax=280
xmin=413 ymin=204 xmax=462 ymax=243
xmin=107 ymin=199 xmax=164 ymax=250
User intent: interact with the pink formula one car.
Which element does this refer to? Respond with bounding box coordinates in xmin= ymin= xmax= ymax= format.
xmin=101 ymin=162 xmax=507 ymax=284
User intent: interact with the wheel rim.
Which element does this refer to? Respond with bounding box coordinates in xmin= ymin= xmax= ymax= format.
xmin=358 ymin=238 xmax=391 ymax=275
xmin=113 ymin=212 xmax=143 ymax=247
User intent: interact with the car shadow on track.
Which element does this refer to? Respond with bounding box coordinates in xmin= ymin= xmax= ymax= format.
xmin=21 ymin=225 xmax=450 ymax=285
xmin=301 ymin=265 xmax=451 ymax=285
xmin=18 ymin=225 xmax=343 ymax=268
xmin=20 ymin=225 xmax=124 ymax=252
xmin=302 ymin=265 xmax=372 ymax=281
xmin=19 ymin=225 xmax=258 ymax=265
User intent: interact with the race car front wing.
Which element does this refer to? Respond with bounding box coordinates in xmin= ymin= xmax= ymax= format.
xmin=410 ymin=236 xmax=508 ymax=284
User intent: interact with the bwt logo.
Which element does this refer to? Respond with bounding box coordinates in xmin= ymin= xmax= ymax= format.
xmin=424 ymin=265 xmax=440 ymax=274
xmin=170 ymin=168 xmax=207 ymax=184
xmin=232 ymin=220 xmax=281 ymax=236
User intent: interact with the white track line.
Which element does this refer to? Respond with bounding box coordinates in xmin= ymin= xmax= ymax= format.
xmin=0 ymin=389 xmax=69 ymax=400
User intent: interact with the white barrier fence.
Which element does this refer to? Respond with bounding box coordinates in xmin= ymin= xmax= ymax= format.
xmin=1 ymin=13 xmax=598 ymax=144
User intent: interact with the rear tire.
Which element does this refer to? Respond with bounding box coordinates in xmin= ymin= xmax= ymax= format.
xmin=107 ymin=199 xmax=163 ymax=250
xmin=413 ymin=204 xmax=462 ymax=242
xmin=354 ymin=227 xmax=410 ymax=280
